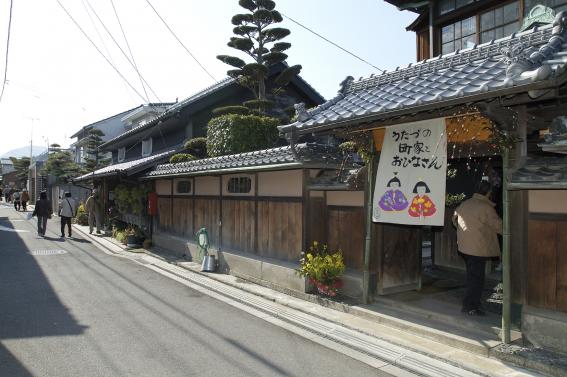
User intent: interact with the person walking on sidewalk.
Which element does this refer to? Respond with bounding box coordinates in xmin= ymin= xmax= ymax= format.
xmin=13 ymin=190 xmax=21 ymax=211
xmin=32 ymin=191 xmax=53 ymax=237
xmin=85 ymin=189 xmax=102 ymax=234
xmin=59 ymin=192 xmax=77 ymax=238
xmin=452 ymin=180 xmax=502 ymax=316
xmin=21 ymin=189 xmax=30 ymax=211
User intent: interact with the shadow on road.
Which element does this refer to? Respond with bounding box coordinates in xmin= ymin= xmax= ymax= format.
xmin=0 ymin=216 xmax=87 ymax=375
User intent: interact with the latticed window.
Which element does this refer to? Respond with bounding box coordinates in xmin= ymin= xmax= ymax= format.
xmin=480 ymin=1 xmax=521 ymax=43
xmin=227 ymin=177 xmax=252 ymax=194
xmin=176 ymin=180 xmax=192 ymax=194
xmin=439 ymin=0 xmax=477 ymax=15
xmin=441 ymin=16 xmax=477 ymax=54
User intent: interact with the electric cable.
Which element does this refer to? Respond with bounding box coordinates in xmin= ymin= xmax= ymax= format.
xmin=281 ymin=12 xmax=385 ymax=73
xmin=109 ymin=0 xmax=150 ymax=103
xmin=0 ymin=0 xmax=14 ymax=105
xmin=81 ymin=0 xmax=137 ymax=104
xmin=84 ymin=0 xmax=161 ymax=103
xmin=56 ymin=0 xmax=148 ymax=103
xmin=144 ymin=0 xmax=217 ymax=82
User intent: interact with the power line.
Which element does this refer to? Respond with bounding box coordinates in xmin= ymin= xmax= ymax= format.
xmin=281 ymin=12 xmax=385 ymax=73
xmin=81 ymin=0 xmax=137 ymax=104
xmin=0 ymin=0 xmax=14 ymax=105
xmin=83 ymin=0 xmax=161 ymax=102
xmin=144 ymin=0 xmax=217 ymax=82
xmin=56 ymin=0 xmax=148 ymax=103
xmin=109 ymin=0 xmax=150 ymax=103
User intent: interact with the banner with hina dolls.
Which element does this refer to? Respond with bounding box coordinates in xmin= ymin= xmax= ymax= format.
xmin=372 ymin=118 xmax=447 ymax=226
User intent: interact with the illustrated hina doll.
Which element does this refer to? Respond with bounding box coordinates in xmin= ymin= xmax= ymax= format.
xmin=378 ymin=174 xmax=409 ymax=212
xmin=408 ymin=180 xmax=436 ymax=218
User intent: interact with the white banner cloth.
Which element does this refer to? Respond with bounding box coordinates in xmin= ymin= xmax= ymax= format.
xmin=372 ymin=118 xmax=447 ymax=226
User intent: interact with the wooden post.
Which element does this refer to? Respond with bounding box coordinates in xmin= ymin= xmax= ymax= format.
xmin=363 ymin=138 xmax=375 ymax=304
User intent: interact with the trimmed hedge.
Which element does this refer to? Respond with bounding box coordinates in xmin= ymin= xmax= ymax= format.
xmin=183 ymin=137 xmax=207 ymax=158
xmin=207 ymin=114 xmax=280 ymax=157
xmin=169 ymin=153 xmax=196 ymax=163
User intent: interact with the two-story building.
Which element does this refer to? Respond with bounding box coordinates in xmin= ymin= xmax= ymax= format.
xmin=276 ymin=0 xmax=567 ymax=358
xmin=73 ymin=63 xmax=324 ymax=229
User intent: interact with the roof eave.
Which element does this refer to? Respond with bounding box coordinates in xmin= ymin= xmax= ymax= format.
xmin=281 ymin=77 xmax=565 ymax=136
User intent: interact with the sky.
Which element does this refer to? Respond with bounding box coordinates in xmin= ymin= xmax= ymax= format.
xmin=0 ymin=0 xmax=417 ymax=156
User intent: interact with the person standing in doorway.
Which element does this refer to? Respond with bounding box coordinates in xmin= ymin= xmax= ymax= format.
xmin=32 ymin=191 xmax=52 ymax=237
xmin=59 ymin=192 xmax=77 ymax=238
xmin=452 ymin=181 xmax=502 ymax=316
xmin=21 ymin=189 xmax=30 ymax=211
xmin=85 ymin=189 xmax=102 ymax=234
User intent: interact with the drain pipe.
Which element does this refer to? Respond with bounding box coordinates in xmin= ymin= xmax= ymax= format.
xmin=502 ymin=146 xmax=511 ymax=343
xmin=362 ymin=137 xmax=375 ymax=304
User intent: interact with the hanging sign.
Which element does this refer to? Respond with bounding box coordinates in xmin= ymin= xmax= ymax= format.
xmin=372 ymin=118 xmax=447 ymax=226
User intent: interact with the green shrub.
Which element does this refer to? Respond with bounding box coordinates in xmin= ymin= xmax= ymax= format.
xmin=211 ymin=106 xmax=250 ymax=116
xmin=207 ymin=114 xmax=280 ymax=157
xmin=169 ymin=153 xmax=196 ymax=163
xmin=74 ymin=202 xmax=89 ymax=225
xmin=183 ymin=137 xmax=208 ymax=158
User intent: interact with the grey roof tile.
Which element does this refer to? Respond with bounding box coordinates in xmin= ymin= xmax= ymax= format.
xmin=281 ymin=13 xmax=567 ymax=134
xmin=74 ymin=149 xmax=177 ymax=182
xmin=145 ymin=143 xmax=346 ymax=178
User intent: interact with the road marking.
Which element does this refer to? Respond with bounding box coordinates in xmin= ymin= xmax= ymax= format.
xmin=0 ymin=225 xmax=29 ymax=233
xmin=30 ymin=249 xmax=68 ymax=256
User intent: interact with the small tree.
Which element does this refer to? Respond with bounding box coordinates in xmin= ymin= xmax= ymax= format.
xmin=84 ymin=129 xmax=110 ymax=172
xmin=42 ymin=145 xmax=82 ymax=183
xmin=9 ymin=156 xmax=30 ymax=186
xmin=217 ymin=0 xmax=302 ymax=113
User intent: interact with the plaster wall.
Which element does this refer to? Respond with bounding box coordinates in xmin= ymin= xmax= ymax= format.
xmin=326 ymin=191 xmax=364 ymax=207
xmin=195 ymin=176 xmax=220 ymax=196
xmin=155 ymin=180 xmax=171 ymax=195
xmin=258 ymin=170 xmax=302 ymax=197
xmin=529 ymin=190 xmax=567 ymax=214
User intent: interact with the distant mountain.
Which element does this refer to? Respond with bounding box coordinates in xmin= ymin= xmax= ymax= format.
xmin=1 ymin=145 xmax=47 ymax=158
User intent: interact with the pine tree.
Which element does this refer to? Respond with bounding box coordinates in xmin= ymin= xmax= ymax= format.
xmin=217 ymin=0 xmax=301 ymax=113
xmin=84 ymin=129 xmax=110 ymax=172
xmin=42 ymin=145 xmax=82 ymax=183
xmin=9 ymin=156 xmax=30 ymax=185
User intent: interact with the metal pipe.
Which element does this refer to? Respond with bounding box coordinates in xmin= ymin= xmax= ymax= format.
xmin=502 ymin=146 xmax=511 ymax=343
xmin=362 ymin=137 xmax=375 ymax=304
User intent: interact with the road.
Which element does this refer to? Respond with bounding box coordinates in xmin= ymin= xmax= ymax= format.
xmin=0 ymin=204 xmax=391 ymax=377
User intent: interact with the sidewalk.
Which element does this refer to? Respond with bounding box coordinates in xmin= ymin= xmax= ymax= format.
xmin=72 ymin=223 xmax=560 ymax=377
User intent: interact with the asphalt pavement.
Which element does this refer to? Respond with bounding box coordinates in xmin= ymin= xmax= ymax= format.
xmin=0 ymin=203 xmax=395 ymax=377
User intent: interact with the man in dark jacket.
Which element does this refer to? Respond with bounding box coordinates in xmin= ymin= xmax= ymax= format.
xmin=32 ymin=191 xmax=52 ymax=237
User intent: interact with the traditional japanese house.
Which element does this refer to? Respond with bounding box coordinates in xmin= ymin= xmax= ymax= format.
xmin=74 ymin=63 xmax=324 ymax=227
xmin=277 ymin=4 xmax=567 ymax=353
xmin=142 ymin=143 xmax=364 ymax=296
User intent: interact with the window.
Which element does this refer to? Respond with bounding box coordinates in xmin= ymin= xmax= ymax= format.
xmin=118 ymin=147 xmax=126 ymax=162
xmin=176 ymin=180 xmax=192 ymax=194
xmin=227 ymin=177 xmax=252 ymax=194
xmin=480 ymin=2 xmax=520 ymax=43
xmin=524 ymin=0 xmax=567 ymax=15
xmin=141 ymin=138 xmax=152 ymax=157
xmin=441 ymin=16 xmax=477 ymax=54
xmin=440 ymin=0 xmax=476 ymax=15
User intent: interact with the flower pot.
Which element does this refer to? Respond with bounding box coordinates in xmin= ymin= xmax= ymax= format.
xmin=309 ymin=278 xmax=343 ymax=297
xmin=126 ymin=235 xmax=138 ymax=247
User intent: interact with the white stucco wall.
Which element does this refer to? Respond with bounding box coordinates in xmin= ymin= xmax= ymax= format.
xmin=195 ymin=176 xmax=220 ymax=196
xmin=155 ymin=180 xmax=172 ymax=195
xmin=258 ymin=170 xmax=303 ymax=197
xmin=326 ymin=191 xmax=364 ymax=207
xmin=529 ymin=190 xmax=567 ymax=214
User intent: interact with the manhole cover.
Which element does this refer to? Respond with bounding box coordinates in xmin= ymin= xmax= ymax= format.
xmin=30 ymin=249 xmax=68 ymax=256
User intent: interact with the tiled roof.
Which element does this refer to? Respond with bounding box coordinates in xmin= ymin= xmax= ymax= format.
xmin=74 ymin=149 xmax=176 ymax=182
xmin=145 ymin=143 xmax=344 ymax=178
xmin=280 ymin=12 xmax=567 ymax=135
xmin=101 ymin=64 xmax=325 ymax=149
xmin=510 ymin=156 xmax=567 ymax=188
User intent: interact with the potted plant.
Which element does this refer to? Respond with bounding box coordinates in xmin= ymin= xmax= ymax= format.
xmin=125 ymin=226 xmax=138 ymax=247
xmin=297 ymin=241 xmax=346 ymax=297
